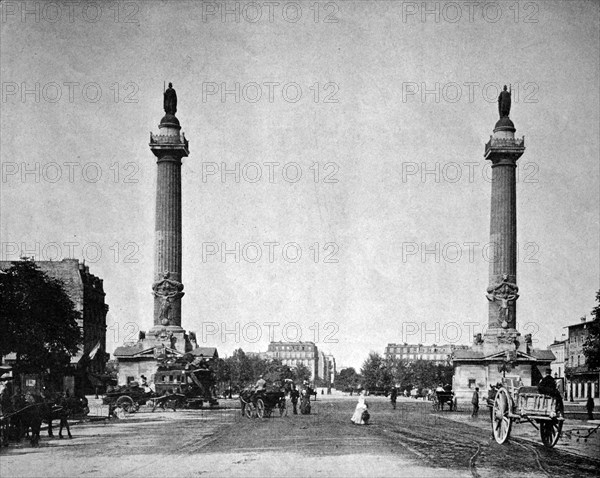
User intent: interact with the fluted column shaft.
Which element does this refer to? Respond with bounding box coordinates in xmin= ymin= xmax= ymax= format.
xmin=488 ymin=160 xmax=517 ymax=327
xmin=154 ymin=155 xmax=182 ymax=326
xmin=484 ymin=131 xmax=525 ymax=330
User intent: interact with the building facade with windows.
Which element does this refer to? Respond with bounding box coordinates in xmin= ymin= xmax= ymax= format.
xmin=565 ymin=316 xmax=599 ymax=402
xmin=548 ymin=339 xmax=566 ymax=379
xmin=384 ymin=343 xmax=469 ymax=363
xmin=317 ymin=351 xmax=336 ymax=385
xmin=266 ymin=341 xmax=319 ymax=380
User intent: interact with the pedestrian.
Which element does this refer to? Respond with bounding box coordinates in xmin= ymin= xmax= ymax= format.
xmin=351 ymin=390 xmax=369 ymax=425
xmin=290 ymin=383 xmax=299 ymax=415
xmin=471 ymin=387 xmax=480 ymax=417
xmin=586 ymin=395 xmax=594 ymax=420
xmin=390 ymin=387 xmax=397 ymax=410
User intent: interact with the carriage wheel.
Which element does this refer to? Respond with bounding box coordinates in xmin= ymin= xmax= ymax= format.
xmin=491 ymin=387 xmax=512 ymax=444
xmin=256 ymin=399 xmax=265 ymax=419
xmin=115 ymin=396 xmax=135 ymax=413
xmin=244 ymin=402 xmax=256 ymax=419
xmin=279 ymin=399 xmax=288 ymax=417
xmin=540 ymin=419 xmax=562 ymax=448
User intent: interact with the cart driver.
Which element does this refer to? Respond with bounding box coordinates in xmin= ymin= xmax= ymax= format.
xmin=538 ymin=369 xmax=563 ymax=417
xmin=254 ymin=375 xmax=266 ymax=392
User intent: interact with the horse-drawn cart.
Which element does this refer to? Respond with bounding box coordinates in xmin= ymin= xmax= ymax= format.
xmin=488 ymin=378 xmax=564 ymax=448
xmin=103 ymin=384 xmax=151 ymax=414
xmin=240 ymin=389 xmax=286 ymax=419
xmin=432 ymin=391 xmax=456 ymax=411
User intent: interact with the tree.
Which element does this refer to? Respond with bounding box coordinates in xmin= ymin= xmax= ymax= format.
xmin=0 ymin=260 xmax=81 ymax=376
xmin=293 ymin=363 xmax=312 ymax=383
xmin=227 ymin=349 xmax=254 ymax=390
xmin=335 ymin=367 xmax=361 ymax=391
xmin=583 ymin=290 xmax=600 ymax=369
xmin=361 ymin=352 xmax=387 ymax=390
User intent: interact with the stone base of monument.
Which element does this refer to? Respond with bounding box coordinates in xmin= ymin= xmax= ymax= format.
xmin=113 ymin=326 xmax=200 ymax=386
xmin=452 ymin=328 xmax=554 ymax=406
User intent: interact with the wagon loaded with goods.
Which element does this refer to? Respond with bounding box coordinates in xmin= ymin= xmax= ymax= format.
xmin=103 ymin=383 xmax=151 ymax=414
xmin=152 ymin=366 xmax=218 ymax=410
xmin=488 ymin=378 xmax=564 ymax=448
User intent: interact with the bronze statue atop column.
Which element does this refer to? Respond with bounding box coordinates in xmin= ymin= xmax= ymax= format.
xmin=164 ymin=82 xmax=177 ymax=115
xmin=498 ymin=84 xmax=511 ymax=118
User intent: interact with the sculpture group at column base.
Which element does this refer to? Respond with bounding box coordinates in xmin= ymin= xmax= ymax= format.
xmin=143 ymin=325 xmax=197 ymax=353
xmin=479 ymin=327 xmax=528 ymax=355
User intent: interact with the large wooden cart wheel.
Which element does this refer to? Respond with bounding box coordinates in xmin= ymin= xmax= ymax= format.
xmin=492 ymin=387 xmax=512 ymax=444
xmin=244 ymin=402 xmax=256 ymax=419
xmin=540 ymin=419 xmax=562 ymax=448
xmin=256 ymin=399 xmax=265 ymax=419
xmin=116 ymin=396 xmax=135 ymax=413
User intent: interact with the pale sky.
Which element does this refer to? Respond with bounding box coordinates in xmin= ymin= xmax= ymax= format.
xmin=1 ymin=1 xmax=599 ymax=369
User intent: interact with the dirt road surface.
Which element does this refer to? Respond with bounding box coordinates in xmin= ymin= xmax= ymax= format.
xmin=1 ymin=396 xmax=598 ymax=477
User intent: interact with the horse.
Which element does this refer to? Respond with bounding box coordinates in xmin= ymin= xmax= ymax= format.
xmin=47 ymin=394 xmax=88 ymax=439
xmin=7 ymin=394 xmax=45 ymax=446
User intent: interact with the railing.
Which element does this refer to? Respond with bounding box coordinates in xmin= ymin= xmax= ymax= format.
xmin=485 ymin=136 xmax=525 ymax=154
xmin=150 ymin=132 xmax=189 ymax=148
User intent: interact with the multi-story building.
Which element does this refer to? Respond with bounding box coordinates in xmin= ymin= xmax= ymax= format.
xmin=317 ymin=351 xmax=337 ymax=385
xmin=548 ymin=339 xmax=567 ymax=397
xmin=548 ymin=339 xmax=566 ymax=378
xmin=267 ymin=341 xmax=319 ymax=380
xmin=0 ymin=258 xmax=109 ymax=394
xmin=565 ymin=316 xmax=599 ymax=402
xmin=384 ymin=343 xmax=469 ymax=364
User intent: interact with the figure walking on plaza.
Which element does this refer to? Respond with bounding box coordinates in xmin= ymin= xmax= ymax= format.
xmin=351 ymin=391 xmax=370 ymax=425
xmin=390 ymin=387 xmax=397 ymax=410
xmin=586 ymin=395 xmax=595 ymax=420
xmin=471 ymin=387 xmax=480 ymax=417
xmin=290 ymin=383 xmax=299 ymax=415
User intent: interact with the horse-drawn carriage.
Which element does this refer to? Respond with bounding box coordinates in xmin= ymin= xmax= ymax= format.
xmin=488 ymin=378 xmax=564 ymax=448
xmin=103 ymin=383 xmax=151 ymax=414
xmin=432 ymin=390 xmax=456 ymax=411
xmin=240 ymin=388 xmax=287 ymax=419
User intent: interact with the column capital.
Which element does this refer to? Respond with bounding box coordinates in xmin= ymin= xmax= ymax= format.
xmin=484 ymin=136 xmax=525 ymax=164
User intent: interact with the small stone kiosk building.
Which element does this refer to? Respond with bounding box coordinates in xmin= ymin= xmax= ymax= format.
xmin=114 ymin=84 xmax=216 ymax=385
xmin=452 ymin=87 xmax=554 ymax=403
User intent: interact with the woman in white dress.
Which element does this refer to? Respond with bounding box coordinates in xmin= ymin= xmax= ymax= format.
xmin=351 ymin=391 xmax=369 ymax=425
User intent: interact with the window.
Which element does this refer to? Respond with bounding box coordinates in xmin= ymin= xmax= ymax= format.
xmin=468 ymin=379 xmax=476 ymax=389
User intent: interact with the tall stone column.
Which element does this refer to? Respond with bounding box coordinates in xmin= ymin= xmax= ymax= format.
xmin=484 ymin=89 xmax=525 ymax=333
xmin=149 ymin=83 xmax=189 ymax=333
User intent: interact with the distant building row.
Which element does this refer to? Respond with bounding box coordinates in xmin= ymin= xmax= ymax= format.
xmin=264 ymin=341 xmax=336 ymax=383
xmin=384 ymin=343 xmax=469 ymax=364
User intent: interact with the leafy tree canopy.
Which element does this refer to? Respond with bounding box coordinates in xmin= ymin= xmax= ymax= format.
xmin=334 ymin=367 xmax=361 ymax=390
xmin=0 ymin=260 xmax=81 ymax=375
xmin=211 ymin=349 xmax=313 ymax=392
